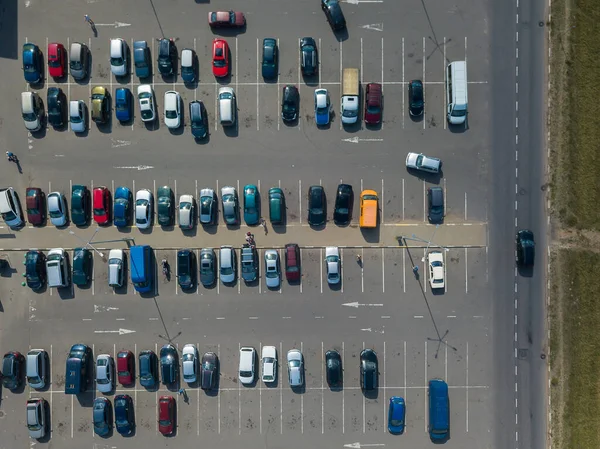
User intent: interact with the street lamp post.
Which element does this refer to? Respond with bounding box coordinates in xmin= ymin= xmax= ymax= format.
xmin=69 ymin=227 xmax=105 ymax=261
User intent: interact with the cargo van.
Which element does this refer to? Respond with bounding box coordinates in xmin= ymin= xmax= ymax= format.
xmin=21 ymin=91 xmax=44 ymax=132
xmin=341 ymin=68 xmax=359 ymax=124
xmin=130 ymin=245 xmax=152 ymax=293
xmin=428 ymin=379 xmax=450 ymax=440
xmin=65 ymin=344 xmax=91 ymax=394
xmin=359 ymin=190 xmax=378 ymax=228
xmin=218 ymin=87 xmax=236 ymax=126
xmin=46 ymin=248 xmax=70 ymax=288
xmin=446 ymin=61 xmax=468 ymax=125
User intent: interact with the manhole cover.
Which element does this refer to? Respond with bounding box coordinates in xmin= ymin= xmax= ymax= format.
xmin=518 ymin=349 xmax=529 ymax=359
xmin=0 ymin=410 xmax=5 ymax=418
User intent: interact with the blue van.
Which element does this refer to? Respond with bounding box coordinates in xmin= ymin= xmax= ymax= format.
xmin=65 ymin=344 xmax=92 ymax=394
xmin=130 ymin=245 xmax=153 ymax=293
xmin=428 ymin=379 xmax=449 ymax=441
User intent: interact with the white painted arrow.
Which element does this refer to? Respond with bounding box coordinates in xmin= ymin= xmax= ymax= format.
xmin=343 ymin=302 xmax=384 ymax=308
xmin=344 ymin=443 xmax=385 ymax=449
xmin=94 ymin=305 xmax=120 ymax=313
xmin=360 ymin=23 xmax=384 ymax=32
xmin=111 ymin=139 xmax=131 ymax=148
xmin=342 ymin=136 xmax=384 ymax=143
xmin=113 ymin=165 xmax=154 ymax=170
xmin=361 ymin=328 xmax=385 ymax=334
xmin=95 ymin=21 xmax=131 ymax=28
xmin=94 ymin=328 xmax=136 ymax=335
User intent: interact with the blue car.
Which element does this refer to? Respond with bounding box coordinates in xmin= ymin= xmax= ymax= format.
xmin=115 ymin=88 xmax=133 ymax=122
xmin=243 ymin=184 xmax=260 ymax=225
xmin=113 ymin=186 xmax=131 ymax=227
xmin=314 ymin=88 xmax=331 ymax=126
xmin=133 ymin=40 xmax=151 ymax=78
xmin=388 ymin=396 xmax=405 ymax=434
xmin=93 ymin=397 xmax=112 ymax=437
xmin=114 ymin=394 xmax=135 ymax=435
xmin=23 ymin=43 xmax=43 ymax=84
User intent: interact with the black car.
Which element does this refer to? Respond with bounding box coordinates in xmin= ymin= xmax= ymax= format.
xmin=325 ymin=350 xmax=342 ymax=387
xmin=334 ymin=184 xmax=353 ymax=225
xmin=139 ymin=350 xmax=158 ymax=388
xmin=408 ymin=80 xmax=424 ymax=116
xmin=199 ymin=248 xmax=217 ymax=287
xmin=114 ymin=394 xmax=135 ymax=435
xmin=160 ymin=344 xmax=179 ymax=385
xmin=321 ymin=0 xmax=346 ymax=31
xmin=360 ymin=349 xmax=378 ymax=392
xmin=72 ymin=247 xmax=93 ymax=286
xmin=2 ymin=351 xmax=25 ymax=390
xmin=200 ymin=352 xmax=219 ymax=390
xmin=308 ymin=185 xmax=326 ymax=226
xmin=300 ymin=37 xmax=318 ymax=76
xmin=177 ymin=249 xmax=196 ymax=290
xmin=25 ymin=250 xmax=46 ymax=290
xmin=93 ymin=397 xmax=112 ymax=437
xmin=281 ymin=85 xmax=299 ymax=122
xmin=157 ymin=38 xmax=177 ymax=76
xmin=189 ymin=100 xmax=208 ymax=139
xmin=262 ymin=38 xmax=278 ymax=79
xmin=157 ymin=186 xmax=174 ymax=227
xmin=516 ymin=229 xmax=535 ymax=267
xmin=47 ymin=87 xmax=67 ymax=128
xmin=427 ymin=187 xmax=444 ymax=224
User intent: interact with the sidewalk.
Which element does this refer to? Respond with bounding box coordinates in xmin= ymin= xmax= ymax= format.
xmin=0 ymin=221 xmax=487 ymax=251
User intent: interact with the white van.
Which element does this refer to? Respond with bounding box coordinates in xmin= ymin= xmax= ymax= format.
xmin=219 ymin=245 xmax=236 ymax=284
xmin=446 ymin=61 xmax=468 ymax=125
xmin=108 ymin=249 xmax=124 ymax=288
xmin=218 ymin=87 xmax=236 ymax=126
xmin=46 ymin=248 xmax=69 ymax=288
xmin=0 ymin=187 xmax=24 ymax=228
xmin=21 ymin=91 xmax=44 ymax=132
xmin=239 ymin=346 xmax=256 ymax=385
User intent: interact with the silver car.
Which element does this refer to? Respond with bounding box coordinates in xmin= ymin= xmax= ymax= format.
xmin=199 ymin=188 xmax=216 ymax=224
xmin=96 ymin=354 xmax=115 ymax=394
xmin=135 ymin=189 xmax=153 ymax=229
xmin=178 ymin=194 xmax=195 ymax=229
xmin=287 ymin=349 xmax=304 ymax=387
xmin=182 ymin=344 xmax=199 ymax=384
xmin=325 ymin=246 xmax=341 ymax=284
xmin=69 ymin=100 xmax=87 ymax=133
xmin=47 ymin=192 xmax=67 ymax=227
xmin=264 ymin=250 xmax=280 ymax=288
xmin=221 ymin=186 xmax=239 ymax=225
xmin=26 ymin=398 xmax=47 ymax=439
xmin=405 ymin=152 xmax=441 ymax=173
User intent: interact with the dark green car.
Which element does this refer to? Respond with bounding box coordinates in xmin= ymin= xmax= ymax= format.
xmin=71 ymin=185 xmax=91 ymax=226
xmin=157 ymin=186 xmax=174 ymax=226
xmin=72 ymin=248 xmax=93 ymax=286
xmin=268 ymin=187 xmax=285 ymax=224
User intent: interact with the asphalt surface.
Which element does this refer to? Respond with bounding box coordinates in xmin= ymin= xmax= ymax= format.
xmin=0 ymin=0 xmax=548 ymax=448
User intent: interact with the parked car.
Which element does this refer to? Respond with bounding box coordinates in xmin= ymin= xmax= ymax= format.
xmin=138 ymin=85 xmax=156 ymax=122
xmin=261 ymin=346 xmax=277 ymax=384
xmin=133 ymin=40 xmax=151 ymax=78
xmin=262 ymin=38 xmax=278 ymax=79
xmin=281 ymin=85 xmax=299 ymax=122
xmin=314 ymin=88 xmax=331 ymax=126
xmin=72 ymin=248 xmax=92 ymax=286
xmin=109 ymin=38 xmax=128 ymax=76
xmin=71 ymin=184 xmax=90 ymax=226
xmin=69 ymin=100 xmax=87 ymax=133
xmin=93 ymin=186 xmax=111 ymax=225
xmin=287 ymin=349 xmax=304 ymax=387
xmin=300 ymin=37 xmax=318 ymax=76
xmin=360 ymin=349 xmax=378 ymax=391
xmin=238 ymin=347 xmax=256 ymax=385
xmin=108 ymin=249 xmax=125 ymax=288
xmin=268 ymin=187 xmax=285 ymax=224
xmin=405 ymin=152 xmax=441 ymax=174
xmin=135 ymin=189 xmax=153 ymax=229
xmin=334 ymin=184 xmax=353 ymax=225
xmin=114 ymin=394 xmax=135 ymax=435
xmin=0 ymin=187 xmax=24 ymax=229
xmin=199 ymin=248 xmax=217 ymax=287
xmin=69 ymin=42 xmax=89 ymax=80
xmin=177 ymin=249 xmax=196 ymax=290
xmin=91 ymin=86 xmax=110 ymax=124
xmin=2 ymin=351 xmax=24 ymax=390
xmin=26 ymin=398 xmax=47 ymax=439
xmin=189 ymin=100 xmax=208 ymax=139
xmin=47 ymin=191 xmax=68 ymax=227
xmin=321 ymin=0 xmax=346 ymax=30
xmin=221 ymin=186 xmax=240 ymax=225
xmin=47 ymin=87 xmax=67 ymax=127
xmin=22 ymin=43 xmax=43 ymax=84
xmin=178 ymin=194 xmax=195 ymax=230
xmin=241 ymin=245 xmax=259 ymax=283
xmin=182 ymin=344 xmax=199 ymax=384
xmin=428 ymin=251 xmax=445 ymax=290
xmin=93 ymin=397 xmax=112 ymax=436
xmin=158 ymin=38 xmax=177 ymax=76
xmin=158 ymin=396 xmax=175 ymax=435
xmin=181 ymin=48 xmax=198 ymax=83
xmin=408 ymin=80 xmax=424 ymax=116
xmin=200 ymin=352 xmax=219 ymax=390
xmin=308 ymin=185 xmax=326 ymax=226
xmin=25 ymin=187 xmax=45 ymax=225
xmin=115 ymin=87 xmax=133 ymax=122
xmin=199 ymin=188 xmax=217 ymax=225
xmin=117 ymin=350 xmax=135 ymax=385
xmin=139 ymin=350 xmax=158 ymax=388
xmin=48 ymin=42 xmax=67 ymax=78
xmin=208 ymin=10 xmax=246 ymax=27
xmin=212 ymin=39 xmax=230 ymax=78
xmin=325 ymin=349 xmax=342 ymax=387
xmin=26 ymin=349 xmax=49 ymax=389
xmin=219 ymin=245 xmax=237 ymax=284
xmin=25 ymin=250 xmax=46 ymax=290
xmin=364 ymin=83 xmax=383 ymax=125
xmin=157 ymin=186 xmax=174 ymax=226
xmin=284 ymin=243 xmax=301 ymax=282
xmin=164 ymin=91 xmax=181 ymax=129
xmin=96 ymin=354 xmax=115 ymax=393
xmin=243 ymin=184 xmax=260 ymax=225
xmin=388 ymin=396 xmax=406 ymax=434
xmin=21 ymin=91 xmax=44 ymax=132
xmin=264 ymin=250 xmax=281 ymax=288
xmin=160 ymin=344 xmax=178 ymax=385
xmin=325 ymin=246 xmax=341 ymax=284
xmin=113 ymin=186 xmax=131 ymax=227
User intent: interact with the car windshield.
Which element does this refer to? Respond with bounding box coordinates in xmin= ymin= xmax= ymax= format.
xmin=166 ymin=109 xmax=178 ymax=119
xmin=229 ymin=11 xmax=235 ymax=22
xmin=283 ymin=101 xmax=295 ymax=112
xmin=49 ymin=204 xmax=62 ymax=218
xmin=214 ymin=58 xmax=226 ymax=68
xmin=289 ymin=360 xmax=300 ymax=368
xmin=342 ymin=109 xmax=357 ymax=118
xmin=240 ymin=370 xmax=252 ymax=377
xmin=71 ymin=113 xmax=82 ymax=124
xmin=48 ymin=59 xmax=60 ymax=68
xmin=367 ymin=104 xmax=381 ymax=114
xmin=159 ymin=417 xmax=171 ymax=426
xmin=180 ymin=274 xmax=191 ymax=284
xmin=94 ymin=207 xmax=105 ymax=216
xmin=220 ymin=93 xmax=233 ymax=100
xmin=23 ymin=112 xmax=37 ymax=121
xmin=221 ymin=266 xmax=233 ymax=276
xmin=390 ymin=418 xmax=403 ymax=427
xmin=310 ymin=207 xmax=323 ymax=215
xmin=97 ymin=376 xmax=109 ymax=385
xmin=203 ymin=361 xmax=214 ymax=370
xmin=71 ymin=60 xmax=82 ymax=70
xmin=201 ymin=260 xmax=212 ymax=273
xmin=23 ymin=64 xmax=35 ymax=72
xmin=451 ymin=107 xmax=467 ymax=117
xmin=111 ymin=56 xmax=124 ymax=66
xmin=136 ymin=199 xmax=148 ymax=207
xmin=180 ymin=202 xmax=191 ymax=211
xmin=3 ymin=210 xmax=17 ymax=221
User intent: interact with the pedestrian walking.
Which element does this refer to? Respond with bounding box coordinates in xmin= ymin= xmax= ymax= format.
xmin=6 ymin=151 xmax=17 ymax=162
xmin=84 ymin=14 xmax=96 ymax=32
xmin=260 ymin=218 xmax=268 ymax=235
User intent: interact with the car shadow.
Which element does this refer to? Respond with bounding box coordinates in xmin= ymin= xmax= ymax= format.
xmin=406 ymin=168 xmax=443 ymax=185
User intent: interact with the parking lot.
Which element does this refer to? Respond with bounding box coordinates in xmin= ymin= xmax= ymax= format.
xmin=1 ymin=0 xmax=494 ymax=448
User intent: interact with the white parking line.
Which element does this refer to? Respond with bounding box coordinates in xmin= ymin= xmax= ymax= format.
xmin=319 ymin=38 xmax=322 ymax=88
xmin=424 ymin=340 xmax=428 ymax=432
xmin=423 ymin=180 xmax=426 ymax=222
xmin=443 ymin=178 xmax=447 ymax=217
xmin=155 ymin=342 xmax=158 ymax=435
xmin=339 ymin=39 xmax=343 ymax=130
xmin=277 ymin=38 xmax=281 ymax=131
xmin=403 ymin=341 xmax=407 ymax=433
xmin=402 ymin=178 xmax=405 ymax=220
xmin=340 ymin=248 xmax=344 ymax=293
xmin=381 ymin=248 xmax=385 ymax=293
xmin=362 ymin=340 xmax=366 ymax=433
xmin=256 ymin=38 xmax=259 ymax=131
xmin=443 ymin=36 xmax=447 ymax=130
xmin=381 ymin=37 xmax=384 ymax=129
xmin=466 ymin=341 xmax=470 ymax=432
xmin=402 ymin=37 xmax=405 ymax=128
xmin=381 ymin=178 xmax=385 ymax=224
xmin=214 ymin=81 xmax=218 ymax=130
xmin=50 ymin=344 xmax=53 ymax=437
xmin=423 ymin=248 xmax=427 ymax=294
xmin=320 ymin=248 xmax=323 ymax=294
xmin=383 ymin=341 xmax=386 ymax=432
xmin=71 ymin=393 xmax=74 ymax=438
xmin=402 ymin=249 xmax=406 ymax=293
xmin=238 ymin=342 xmax=241 ymax=435
xmin=465 ymin=248 xmax=469 ymax=293
xmin=360 ymin=38 xmax=364 ymax=87
xmin=465 ymin=192 xmax=468 ymax=220
xmin=361 ymin=248 xmax=364 ymax=293
xmin=280 ymin=341 xmax=283 ymax=434
xmin=422 ymin=37 xmax=426 ymax=130
xmin=301 ymin=341 xmax=304 ymax=434
xmin=259 ymin=341 xmax=263 ymax=434
xmin=91 ymin=251 xmax=95 ymax=295
xmin=235 ymin=37 xmax=239 ymax=100
xmin=299 ymin=179 xmax=302 ymax=224
xmin=321 ymin=341 xmax=324 ymax=434
xmin=279 ymin=248 xmax=283 ymax=294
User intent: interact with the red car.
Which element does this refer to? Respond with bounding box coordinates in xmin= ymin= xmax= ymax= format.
xmin=208 ymin=10 xmax=245 ymax=28
xmin=48 ymin=43 xmax=67 ymax=78
xmin=285 ymin=243 xmax=301 ymax=282
xmin=117 ymin=350 xmax=135 ymax=385
xmin=212 ymin=39 xmax=230 ymax=78
xmin=25 ymin=187 xmax=45 ymax=225
xmin=158 ymin=396 xmax=175 ymax=435
xmin=93 ymin=186 xmax=111 ymax=225
xmin=364 ymin=83 xmax=383 ymax=125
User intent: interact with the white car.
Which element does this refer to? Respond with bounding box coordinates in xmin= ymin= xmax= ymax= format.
xmin=69 ymin=100 xmax=86 ymax=133
xmin=138 ymin=85 xmax=156 ymax=122
xmin=107 ymin=249 xmax=124 ymax=288
xmin=261 ymin=346 xmax=277 ymax=383
xmin=135 ymin=189 xmax=153 ymax=229
xmin=264 ymin=249 xmax=280 ymax=288
xmin=325 ymin=246 xmax=341 ymax=284
xmin=182 ymin=344 xmax=199 ymax=384
xmin=405 ymin=152 xmax=441 ymax=174
xmin=428 ymin=251 xmax=445 ymax=290
xmin=26 ymin=398 xmax=47 ymax=439
xmin=239 ymin=347 xmax=256 ymax=385
xmin=164 ymin=90 xmax=181 ymax=129
xmin=110 ymin=38 xmax=127 ymax=76
xmin=287 ymin=349 xmax=304 ymax=387
xmin=96 ymin=354 xmax=115 ymax=394
xmin=47 ymin=192 xmax=67 ymax=227
xmin=178 ymin=194 xmax=195 ymax=230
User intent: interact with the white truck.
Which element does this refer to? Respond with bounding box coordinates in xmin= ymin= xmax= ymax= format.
xmin=341 ymin=68 xmax=359 ymax=125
